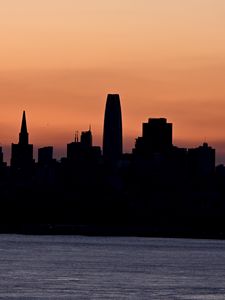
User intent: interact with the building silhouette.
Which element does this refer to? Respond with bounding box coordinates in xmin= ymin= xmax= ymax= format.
xmin=0 ymin=98 xmax=224 ymax=237
xmin=103 ymin=94 xmax=123 ymax=160
xmin=188 ymin=143 xmax=215 ymax=176
xmin=67 ymin=129 xmax=101 ymax=163
xmin=0 ymin=147 xmax=3 ymax=166
xmin=11 ymin=111 xmax=34 ymax=169
xmin=81 ymin=128 xmax=92 ymax=148
xmin=38 ymin=146 xmax=53 ymax=165
xmin=133 ymin=118 xmax=173 ymax=156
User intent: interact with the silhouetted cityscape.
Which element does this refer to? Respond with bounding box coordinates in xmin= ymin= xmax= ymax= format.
xmin=0 ymin=94 xmax=225 ymax=238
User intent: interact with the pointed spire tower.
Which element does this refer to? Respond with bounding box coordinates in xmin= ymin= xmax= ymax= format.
xmin=11 ymin=111 xmax=33 ymax=169
xmin=19 ymin=111 xmax=29 ymax=145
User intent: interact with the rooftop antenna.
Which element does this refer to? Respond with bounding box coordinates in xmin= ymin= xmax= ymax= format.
xmin=75 ymin=131 xmax=79 ymax=142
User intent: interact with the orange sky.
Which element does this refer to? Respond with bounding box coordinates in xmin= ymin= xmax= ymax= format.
xmin=0 ymin=1 xmax=225 ymax=163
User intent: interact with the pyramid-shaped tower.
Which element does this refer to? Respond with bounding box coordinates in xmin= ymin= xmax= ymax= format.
xmin=11 ymin=111 xmax=33 ymax=169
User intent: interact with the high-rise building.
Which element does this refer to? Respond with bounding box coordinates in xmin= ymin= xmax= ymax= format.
xmin=11 ymin=111 xmax=34 ymax=169
xmin=103 ymin=94 xmax=123 ymax=160
xmin=188 ymin=143 xmax=215 ymax=176
xmin=67 ymin=129 xmax=101 ymax=163
xmin=133 ymin=118 xmax=173 ymax=156
xmin=19 ymin=111 xmax=29 ymax=145
xmin=38 ymin=146 xmax=53 ymax=165
xmin=81 ymin=129 xmax=92 ymax=148
xmin=142 ymin=118 xmax=172 ymax=152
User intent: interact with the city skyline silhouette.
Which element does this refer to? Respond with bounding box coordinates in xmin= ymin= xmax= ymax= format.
xmin=1 ymin=2 xmax=225 ymax=165
xmin=0 ymin=93 xmax=224 ymax=238
xmin=0 ymin=98 xmax=222 ymax=167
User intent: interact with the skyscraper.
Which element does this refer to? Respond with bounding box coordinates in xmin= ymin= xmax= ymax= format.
xmin=81 ymin=129 xmax=92 ymax=148
xmin=188 ymin=143 xmax=215 ymax=176
xmin=11 ymin=111 xmax=34 ymax=169
xmin=38 ymin=146 xmax=53 ymax=165
xmin=19 ymin=111 xmax=29 ymax=145
xmin=133 ymin=118 xmax=173 ymax=156
xmin=142 ymin=118 xmax=172 ymax=152
xmin=103 ymin=94 xmax=123 ymax=160
xmin=67 ymin=128 xmax=101 ymax=163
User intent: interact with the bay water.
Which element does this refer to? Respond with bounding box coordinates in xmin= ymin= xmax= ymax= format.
xmin=0 ymin=235 xmax=225 ymax=299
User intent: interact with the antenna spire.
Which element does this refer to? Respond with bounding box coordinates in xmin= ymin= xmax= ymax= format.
xmin=19 ymin=111 xmax=29 ymax=145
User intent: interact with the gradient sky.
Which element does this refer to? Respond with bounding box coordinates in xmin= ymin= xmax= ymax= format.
xmin=0 ymin=0 xmax=225 ymax=163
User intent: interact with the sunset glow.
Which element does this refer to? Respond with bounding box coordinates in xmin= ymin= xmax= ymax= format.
xmin=1 ymin=0 xmax=225 ymax=162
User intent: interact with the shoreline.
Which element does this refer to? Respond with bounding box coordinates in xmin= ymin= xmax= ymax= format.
xmin=1 ymin=224 xmax=225 ymax=241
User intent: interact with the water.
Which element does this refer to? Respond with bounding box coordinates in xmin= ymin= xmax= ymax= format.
xmin=0 ymin=235 xmax=225 ymax=299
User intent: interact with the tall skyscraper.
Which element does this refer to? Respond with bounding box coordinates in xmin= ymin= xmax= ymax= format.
xmin=19 ymin=111 xmax=29 ymax=145
xmin=11 ymin=111 xmax=34 ymax=169
xmin=103 ymin=94 xmax=123 ymax=160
